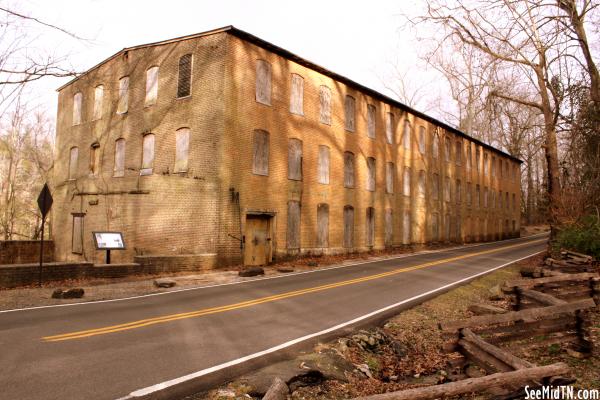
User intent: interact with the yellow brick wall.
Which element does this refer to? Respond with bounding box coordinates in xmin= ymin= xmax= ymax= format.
xmin=51 ymin=30 xmax=521 ymax=266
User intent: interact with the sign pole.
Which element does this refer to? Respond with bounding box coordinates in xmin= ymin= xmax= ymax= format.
xmin=37 ymin=183 xmax=53 ymax=288
xmin=39 ymin=216 xmax=45 ymax=287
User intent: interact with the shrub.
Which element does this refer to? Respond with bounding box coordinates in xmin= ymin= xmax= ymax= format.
xmin=554 ymin=214 xmax=600 ymax=259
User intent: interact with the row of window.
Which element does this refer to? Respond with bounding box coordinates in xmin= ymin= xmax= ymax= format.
xmin=253 ymin=130 xmax=518 ymax=210
xmin=255 ymin=60 xmax=518 ymax=182
xmin=68 ymin=128 xmax=190 ymax=179
xmin=71 ymin=54 xmax=193 ymax=124
xmin=285 ymin=202 xmax=517 ymax=250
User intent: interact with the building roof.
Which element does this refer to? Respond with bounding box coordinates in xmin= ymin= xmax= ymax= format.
xmin=57 ymin=25 xmax=522 ymax=163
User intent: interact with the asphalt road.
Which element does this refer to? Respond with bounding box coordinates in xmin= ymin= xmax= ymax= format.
xmin=0 ymin=234 xmax=547 ymax=400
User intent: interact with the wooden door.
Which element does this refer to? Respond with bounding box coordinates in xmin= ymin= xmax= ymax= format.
xmin=244 ymin=216 xmax=271 ymax=266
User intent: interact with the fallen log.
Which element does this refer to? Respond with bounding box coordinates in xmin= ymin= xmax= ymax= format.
xmin=518 ymin=289 xmax=567 ymax=306
xmin=461 ymin=328 xmax=534 ymax=370
xmin=504 ymin=273 xmax=598 ymax=289
xmin=561 ymin=250 xmax=593 ymax=261
xmin=440 ymin=299 xmax=595 ymax=332
xmin=353 ymin=363 xmax=569 ymax=400
xmin=468 ymin=304 xmax=508 ymax=315
xmin=458 ymin=338 xmax=512 ymax=373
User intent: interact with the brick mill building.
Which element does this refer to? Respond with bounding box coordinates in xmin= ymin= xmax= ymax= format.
xmin=52 ymin=26 xmax=522 ymax=267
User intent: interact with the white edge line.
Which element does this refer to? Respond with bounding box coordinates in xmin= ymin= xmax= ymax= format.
xmin=0 ymin=232 xmax=548 ymax=314
xmin=121 ymin=249 xmax=545 ymax=399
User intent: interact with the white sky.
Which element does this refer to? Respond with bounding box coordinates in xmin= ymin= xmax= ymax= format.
xmin=19 ymin=0 xmax=444 ymax=122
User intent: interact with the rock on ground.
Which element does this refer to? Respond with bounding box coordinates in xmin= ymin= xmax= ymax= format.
xmin=51 ymin=288 xmax=85 ymax=299
xmin=239 ymin=267 xmax=265 ymax=277
xmin=154 ymin=278 xmax=176 ymax=288
xmin=262 ymin=377 xmax=289 ymax=400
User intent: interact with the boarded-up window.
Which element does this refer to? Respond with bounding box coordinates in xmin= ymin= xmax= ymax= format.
xmin=484 ymin=153 xmax=489 ymax=175
xmin=456 ymin=179 xmax=462 ymax=204
xmin=367 ymin=104 xmax=376 ymax=139
xmin=117 ymin=77 xmax=129 ymax=114
xmin=484 ymin=187 xmax=488 ymax=207
xmin=252 ymin=130 xmax=269 ymax=176
xmin=177 ymin=54 xmax=192 ymax=98
xmin=319 ymin=85 xmax=331 ymax=124
xmin=288 ymin=138 xmax=302 ymax=181
xmin=476 ymin=148 xmax=481 ymax=172
xmin=513 ymin=164 xmax=518 ymax=181
xmin=418 ymin=126 xmax=426 ymax=154
xmin=386 ymin=162 xmax=394 ymax=194
xmin=344 ymin=95 xmax=355 ymax=132
xmin=114 ymin=139 xmax=125 ymax=177
xmin=512 ymin=193 xmax=516 ymax=210
xmin=175 ymin=127 xmax=190 ymax=173
xmin=466 ymin=144 xmax=472 ymax=170
xmin=403 ymin=167 xmax=411 ymax=196
xmin=431 ymin=213 xmax=439 ymax=241
xmin=344 ymin=152 xmax=355 ymax=188
xmin=444 ymin=136 xmax=451 ymax=162
xmin=455 ymin=140 xmax=462 ymax=165
xmin=145 ymin=66 xmax=159 ymax=106
xmin=491 ymin=156 xmax=496 ymax=177
xmin=386 ymin=112 xmax=394 ymax=144
xmin=505 ymin=192 xmax=509 ymax=209
xmin=68 ymin=146 xmax=78 ymax=180
xmin=287 ymin=201 xmax=301 ymax=249
xmin=444 ymin=177 xmax=451 ymax=202
xmin=72 ymin=214 xmax=84 ymax=254
xmin=89 ymin=143 xmax=100 ymax=176
xmin=467 ymin=182 xmax=472 ymax=206
xmin=290 ymin=74 xmax=304 ymax=115
xmin=445 ymin=214 xmax=451 ymax=241
xmin=385 ymin=208 xmax=393 ymax=246
xmin=492 ymin=190 xmax=496 ymax=208
xmin=403 ymin=211 xmax=411 ymax=244
xmin=433 ymin=133 xmax=439 ymax=159
xmin=366 ymin=157 xmax=375 ymax=192
xmin=432 ymin=173 xmax=439 ymax=200
xmin=317 ymin=145 xmax=330 ymax=184
xmin=141 ymin=134 xmax=155 ymax=175
xmin=73 ymin=92 xmax=82 ymax=125
xmin=343 ymin=205 xmax=354 ymax=248
xmin=317 ymin=203 xmax=329 ymax=248
xmin=93 ymin=85 xmax=104 ymax=120
xmin=403 ymin=119 xmax=410 ymax=150
xmin=256 ymin=60 xmax=271 ymax=105
xmin=476 ymin=184 xmax=481 ymax=207
xmin=417 ymin=170 xmax=425 ymax=197
xmin=499 ymin=159 xmax=503 ymax=178
xmin=499 ymin=190 xmax=503 ymax=208
xmin=366 ymin=207 xmax=375 ymax=246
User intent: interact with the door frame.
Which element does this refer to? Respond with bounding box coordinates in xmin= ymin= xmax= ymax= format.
xmin=243 ymin=210 xmax=276 ymax=266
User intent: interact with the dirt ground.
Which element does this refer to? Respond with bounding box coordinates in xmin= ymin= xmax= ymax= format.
xmin=201 ymin=253 xmax=599 ymax=400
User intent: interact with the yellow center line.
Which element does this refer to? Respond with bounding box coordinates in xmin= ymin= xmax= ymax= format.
xmin=42 ymin=238 xmax=545 ymax=342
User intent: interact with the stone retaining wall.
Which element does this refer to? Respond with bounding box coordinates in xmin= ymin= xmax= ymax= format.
xmin=0 ymin=240 xmax=54 ymax=264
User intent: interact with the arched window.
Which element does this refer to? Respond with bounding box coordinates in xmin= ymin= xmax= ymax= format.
xmin=141 ymin=134 xmax=155 ymax=175
xmin=177 ymin=54 xmax=192 ymax=98
xmin=432 ymin=133 xmax=439 ymax=159
xmin=418 ymin=126 xmax=426 ymax=154
xmin=145 ymin=66 xmax=159 ymax=106
xmin=175 ymin=128 xmax=190 ymax=173
xmin=72 ymin=92 xmax=82 ymax=125
xmin=344 ymin=152 xmax=355 ymax=188
xmin=367 ymin=104 xmax=376 ymax=139
xmin=89 ymin=142 xmax=100 ymax=176
xmin=288 ymin=138 xmax=302 ymax=181
xmin=93 ymin=85 xmax=104 ymax=120
xmin=319 ymin=86 xmax=331 ymax=124
xmin=256 ymin=60 xmax=271 ymax=105
xmin=366 ymin=207 xmax=375 ymax=246
xmin=344 ymin=205 xmax=354 ymax=248
xmin=386 ymin=112 xmax=394 ymax=144
xmin=114 ymin=139 xmax=125 ymax=177
xmin=386 ymin=162 xmax=394 ymax=194
xmin=366 ymin=157 xmax=375 ymax=191
xmin=317 ymin=203 xmax=329 ymax=248
xmin=117 ymin=77 xmax=129 ymax=114
xmin=403 ymin=119 xmax=410 ymax=150
xmin=68 ymin=147 xmax=78 ymax=180
xmin=290 ymin=74 xmax=304 ymax=115
xmin=317 ymin=145 xmax=330 ymax=184
xmin=252 ymin=130 xmax=269 ymax=176
xmin=345 ymin=95 xmax=355 ymax=132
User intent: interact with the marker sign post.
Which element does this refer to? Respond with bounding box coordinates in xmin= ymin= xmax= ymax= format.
xmin=92 ymin=232 xmax=125 ymax=264
xmin=37 ymin=183 xmax=53 ymax=287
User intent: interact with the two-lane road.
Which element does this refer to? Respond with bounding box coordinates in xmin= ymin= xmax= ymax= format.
xmin=0 ymin=234 xmax=547 ymax=400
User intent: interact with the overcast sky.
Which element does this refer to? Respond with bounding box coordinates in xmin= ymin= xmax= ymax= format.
xmin=20 ymin=0 xmax=441 ymax=121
